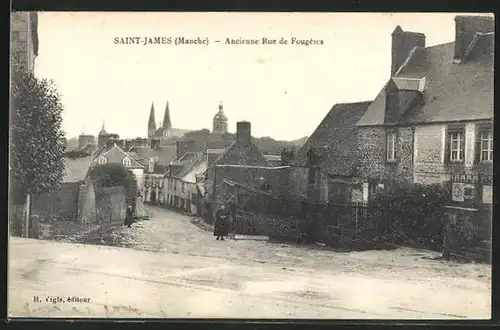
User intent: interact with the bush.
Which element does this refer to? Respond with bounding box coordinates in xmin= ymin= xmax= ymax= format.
xmin=88 ymin=163 xmax=138 ymax=212
xmin=368 ymin=183 xmax=451 ymax=250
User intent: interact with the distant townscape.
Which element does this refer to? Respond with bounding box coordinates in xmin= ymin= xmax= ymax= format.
xmin=9 ymin=12 xmax=493 ymax=319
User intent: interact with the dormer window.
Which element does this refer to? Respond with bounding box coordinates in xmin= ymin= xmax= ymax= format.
xmin=122 ymin=157 xmax=131 ymax=167
xmin=149 ymin=158 xmax=155 ymax=173
xmin=98 ymin=156 xmax=107 ymax=165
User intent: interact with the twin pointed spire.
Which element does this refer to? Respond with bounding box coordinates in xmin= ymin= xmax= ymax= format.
xmin=148 ymin=101 xmax=171 ymax=135
xmin=148 ymin=102 xmax=156 ymax=129
xmin=163 ymin=101 xmax=171 ymax=130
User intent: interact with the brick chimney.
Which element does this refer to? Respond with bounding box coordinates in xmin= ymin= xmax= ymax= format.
xmin=150 ymin=138 xmax=160 ymax=149
xmin=391 ymin=26 xmax=426 ymax=76
xmin=176 ymin=140 xmax=196 ymax=159
xmin=236 ymin=121 xmax=252 ymax=146
xmin=78 ymin=134 xmax=95 ymax=149
xmin=453 ymin=15 xmax=494 ymax=63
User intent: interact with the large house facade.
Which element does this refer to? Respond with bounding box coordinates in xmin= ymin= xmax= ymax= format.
xmin=204 ymin=121 xmax=273 ymax=209
xmin=292 ymin=101 xmax=372 ymax=204
xmin=128 ymin=140 xmax=177 ymax=204
xmin=164 ymin=151 xmax=206 ymax=215
xmin=355 ymin=15 xmax=494 ymax=203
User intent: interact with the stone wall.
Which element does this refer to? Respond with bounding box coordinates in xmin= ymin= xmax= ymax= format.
xmin=77 ymin=178 xmax=96 ymax=223
xmin=443 ymin=205 xmax=492 ymax=261
xmin=9 ymin=204 xmax=24 ymax=237
xmin=413 ymin=122 xmax=493 ymax=185
xmin=32 ymin=183 xmax=80 ymax=221
xmin=356 ymin=127 xmax=386 ymax=181
xmin=95 ymin=186 xmax=126 ymax=223
xmin=286 ymin=166 xmax=309 ymax=200
xmin=211 ymin=165 xmax=290 ymax=211
xmin=415 ymin=124 xmax=444 ymax=163
xmin=11 ymin=12 xmax=37 ymax=72
xmin=357 ymin=126 xmax=415 ymax=186
xmin=394 ymin=126 xmax=414 ymax=183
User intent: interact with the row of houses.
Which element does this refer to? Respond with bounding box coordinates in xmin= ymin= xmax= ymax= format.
xmin=197 ymin=15 xmax=494 ymax=254
xmin=33 ymin=16 xmax=493 ymax=250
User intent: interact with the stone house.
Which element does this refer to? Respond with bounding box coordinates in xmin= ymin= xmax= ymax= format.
xmin=204 ymin=121 xmax=273 ymax=209
xmin=291 ymin=101 xmax=372 ymax=204
xmin=355 ymin=15 xmax=494 ymax=203
xmin=11 ymin=11 xmax=38 ymax=72
xmin=32 ymin=155 xmax=96 ymax=223
xmin=92 ymin=143 xmax=145 ymax=193
xmin=128 ymin=139 xmax=177 ymax=204
xmin=164 ymin=151 xmax=207 ymax=215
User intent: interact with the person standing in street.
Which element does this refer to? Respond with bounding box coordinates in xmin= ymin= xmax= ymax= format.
xmin=124 ymin=205 xmax=134 ymax=228
xmin=214 ymin=204 xmax=230 ymax=240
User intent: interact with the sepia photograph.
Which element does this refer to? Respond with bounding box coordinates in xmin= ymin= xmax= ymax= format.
xmin=8 ymin=12 xmax=493 ymax=319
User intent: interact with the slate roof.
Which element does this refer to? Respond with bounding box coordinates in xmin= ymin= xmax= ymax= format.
xmin=128 ymin=145 xmax=177 ymax=168
xmin=357 ymin=36 xmax=494 ymax=126
xmin=63 ymin=156 xmax=94 ymax=183
xmin=213 ymin=141 xmax=273 ymax=167
xmin=293 ymin=101 xmax=372 ymax=177
xmin=206 ymin=149 xmax=225 ymax=167
xmin=169 ymin=152 xmax=205 ymax=181
xmin=94 ymin=145 xmax=144 ymax=168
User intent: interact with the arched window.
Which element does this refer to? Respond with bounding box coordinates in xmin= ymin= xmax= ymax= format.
xmin=98 ymin=156 xmax=107 ymax=165
xmin=122 ymin=157 xmax=131 ymax=167
xmin=149 ymin=158 xmax=155 ymax=173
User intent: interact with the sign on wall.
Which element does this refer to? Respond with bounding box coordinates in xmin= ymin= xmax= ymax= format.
xmin=452 ymin=183 xmax=465 ymax=202
xmin=483 ymin=185 xmax=492 ymax=204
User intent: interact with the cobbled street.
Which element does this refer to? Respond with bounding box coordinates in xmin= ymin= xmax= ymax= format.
xmin=9 ymin=206 xmax=491 ymax=319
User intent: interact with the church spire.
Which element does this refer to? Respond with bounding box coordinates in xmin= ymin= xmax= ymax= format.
xmin=148 ymin=102 xmax=156 ymax=127
xmin=99 ymin=120 xmax=107 ymax=135
xmin=148 ymin=102 xmax=157 ymax=139
xmin=163 ymin=101 xmax=172 ymax=130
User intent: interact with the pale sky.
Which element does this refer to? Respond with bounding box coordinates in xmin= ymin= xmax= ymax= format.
xmin=33 ymin=12 xmax=488 ymax=141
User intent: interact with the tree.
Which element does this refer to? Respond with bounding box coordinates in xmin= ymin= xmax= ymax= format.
xmin=88 ymin=163 xmax=138 ymax=212
xmin=10 ymin=58 xmax=66 ymax=237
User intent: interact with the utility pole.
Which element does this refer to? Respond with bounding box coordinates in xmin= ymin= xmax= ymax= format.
xmin=24 ymin=193 xmax=31 ymax=238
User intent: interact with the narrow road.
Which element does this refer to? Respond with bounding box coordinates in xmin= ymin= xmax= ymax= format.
xmin=9 ymin=206 xmax=491 ymax=319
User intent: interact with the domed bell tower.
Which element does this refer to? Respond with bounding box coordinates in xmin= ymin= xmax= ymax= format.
xmin=212 ymin=102 xmax=228 ymax=135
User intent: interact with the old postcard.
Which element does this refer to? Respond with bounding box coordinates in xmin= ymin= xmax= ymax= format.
xmin=9 ymin=12 xmax=493 ymax=319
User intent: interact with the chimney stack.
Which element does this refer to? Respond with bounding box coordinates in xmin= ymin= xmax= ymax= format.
xmin=454 ymin=15 xmax=494 ymax=63
xmin=150 ymin=138 xmax=160 ymax=149
xmin=236 ymin=121 xmax=252 ymax=146
xmin=176 ymin=140 xmax=196 ymax=159
xmin=391 ymin=26 xmax=426 ymax=76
